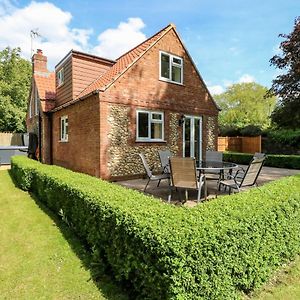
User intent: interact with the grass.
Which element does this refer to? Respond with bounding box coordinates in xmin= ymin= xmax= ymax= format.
xmin=249 ymin=256 xmax=300 ymax=300
xmin=0 ymin=170 xmax=128 ymax=300
xmin=2 ymin=167 xmax=300 ymax=300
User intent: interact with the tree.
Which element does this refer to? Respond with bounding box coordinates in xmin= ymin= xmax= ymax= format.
xmin=0 ymin=47 xmax=31 ymax=132
xmin=215 ymin=82 xmax=276 ymax=130
xmin=268 ymin=16 xmax=300 ymax=129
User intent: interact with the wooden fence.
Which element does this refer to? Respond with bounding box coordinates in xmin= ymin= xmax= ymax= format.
xmin=218 ymin=136 xmax=261 ymax=154
xmin=0 ymin=132 xmax=23 ymax=146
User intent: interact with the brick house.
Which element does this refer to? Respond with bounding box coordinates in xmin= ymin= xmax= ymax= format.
xmin=27 ymin=23 xmax=220 ymax=180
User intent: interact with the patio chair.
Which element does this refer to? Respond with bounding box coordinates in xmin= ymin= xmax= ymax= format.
xmin=138 ymin=153 xmax=170 ymax=192
xmin=158 ymin=149 xmax=172 ymax=174
xmin=168 ymin=157 xmax=207 ymax=203
xmin=218 ymin=156 xmax=265 ymax=194
xmin=205 ymin=150 xmax=223 ymax=180
xmin=234 ymin=152 xmax=266 ymax=179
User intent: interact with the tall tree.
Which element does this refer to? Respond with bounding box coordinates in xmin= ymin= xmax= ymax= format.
xmin=268 ymin=16 xmax=300 ymax=129
xmin=0 ymin=47 xmax=31 ymax=132
xmin=215 ymin=82 xmax=276 ymax=129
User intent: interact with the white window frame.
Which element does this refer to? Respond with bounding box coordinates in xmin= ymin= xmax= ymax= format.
xmin=136 ymin=110 xmax=164 ymax=142
xmin=60 ymin=116 xmax=68 ymax=142
xmin=159 ymin=51 xmax=183 ymax=85
xmin=57 ymin=68 xmax=64 ymax=87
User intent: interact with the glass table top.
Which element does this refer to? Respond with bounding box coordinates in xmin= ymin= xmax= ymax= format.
xmin=197 ymin=161 xmax=238 ymax=170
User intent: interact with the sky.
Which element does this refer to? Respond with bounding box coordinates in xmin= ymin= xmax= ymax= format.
xmin=0 ymin=0 xmax=298 ymax=95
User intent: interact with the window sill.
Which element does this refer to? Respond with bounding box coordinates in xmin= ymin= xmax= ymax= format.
xmin=135 ymin=140 xmax=166 ymax=143
xmin=159 ymin=77 xmax=184 ymax=86
xmin=59 ymin=140 xmax=68 ymax=143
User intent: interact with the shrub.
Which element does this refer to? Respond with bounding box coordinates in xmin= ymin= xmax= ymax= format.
xmin=224 ymin=152 xmax=300 ymax=169
xmin=240 ymin=125 xmax=262 ymax=137
xmin=11 ymin=156 xmax=300 ymax=299
xmin=266 ymin=129 xmax=300 ymax=148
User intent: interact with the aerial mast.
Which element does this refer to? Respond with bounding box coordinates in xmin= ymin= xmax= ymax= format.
xmin=30 ymin=29 xmax=41 ymax=57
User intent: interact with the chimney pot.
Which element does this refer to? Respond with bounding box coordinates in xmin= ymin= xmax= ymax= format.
xmin=37 ymin=49 xmax=43 ymax=54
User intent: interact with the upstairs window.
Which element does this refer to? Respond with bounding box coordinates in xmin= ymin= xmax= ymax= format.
xmin=60 ymin=116 xmax=68 ymax=142
xmin=57 ymin=68 xmax=64 ymax=87
xmin=136 ymin=110 xmax=164 ymax=142
xmin=160 ymin=51 xmax=183 ymax=84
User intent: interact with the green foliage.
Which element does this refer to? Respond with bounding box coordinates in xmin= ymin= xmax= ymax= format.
xmin=224 ymin=152 xmax=300 ymax=169
xmin=266 ymin=129 xmax=300 ymax=148
xmin=0 ymin=47 xmax=31 ymax=132
xmin=10 ymin=156 xmax=300 ymax=299
xmin=215 ymin=82 xmax=276 ymax=129
xmin=268 ymin=17 xmax=300 ymax=129
xmin=220 ymin=125 xmax=262 ymax=137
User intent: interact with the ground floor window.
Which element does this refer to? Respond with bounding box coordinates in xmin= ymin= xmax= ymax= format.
xmin=136 ymin=110 xmax=164 ymax=142
xmin=60 ymin=116 xmax=68 ymax=142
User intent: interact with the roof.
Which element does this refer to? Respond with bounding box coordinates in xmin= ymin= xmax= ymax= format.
xmin=34 ymin=71 xmax=56 ymax=112
xmin=76 ymin=23 xmax=175 ymax=99
xmin=55 ymin=49 xmax=115 ymax=70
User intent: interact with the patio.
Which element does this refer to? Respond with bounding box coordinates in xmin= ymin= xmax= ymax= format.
xmin=117 ymin=165 xmax=300 ymax=207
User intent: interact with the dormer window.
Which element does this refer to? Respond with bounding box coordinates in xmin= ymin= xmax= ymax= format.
xmin=159 ymin=51 xmax=183 ymax=84
xmin=57 ymin=68 xmax=64 ymax=87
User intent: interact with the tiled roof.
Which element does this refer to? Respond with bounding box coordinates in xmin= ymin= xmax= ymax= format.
xmin=76 ymin=23 xmax=175 ymax=99
xmin=34 ymin=72 xmax=56 ymax=112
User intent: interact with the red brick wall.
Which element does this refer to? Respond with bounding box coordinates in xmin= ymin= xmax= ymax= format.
xmin=52 ymin=94 xmax=100 ymax=177
xmin=98 ymin=29 xmax=219 ymax=178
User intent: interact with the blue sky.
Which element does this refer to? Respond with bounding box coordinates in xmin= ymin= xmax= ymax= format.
xmin=0 ymin=0 xmax=298 ymax=94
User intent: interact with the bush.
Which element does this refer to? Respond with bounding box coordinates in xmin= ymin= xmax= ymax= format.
xmin=224 ymin=152 xmax=300 ymax=169
xmin=10 ymin=156 xmax=300 ymax=299
xmin=240 ymin=125 xmax=262 ymax=137
xmin=266 ymin=129 xmax=300 ymax=148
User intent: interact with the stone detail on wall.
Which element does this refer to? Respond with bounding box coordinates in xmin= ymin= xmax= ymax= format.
xmin=107 ymin=105 xmax=180 ymax=177
xmin=206 ymin=116 xmax=217 ymax=151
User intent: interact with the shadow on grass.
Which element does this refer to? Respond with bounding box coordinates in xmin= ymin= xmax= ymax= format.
xmin=8 ymin=170 xmax=129 ymax=300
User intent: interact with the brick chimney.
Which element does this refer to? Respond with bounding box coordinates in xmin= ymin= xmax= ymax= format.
xmin=32 ymin=49 xmax=48 ymax=73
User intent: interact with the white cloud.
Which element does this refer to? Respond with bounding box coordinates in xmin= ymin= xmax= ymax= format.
xmin=238 ymin=73 xmax=255 ymax=83
xmin=209 ymin=73 xmax=256 ymax=95
xmin=0 ymin=1 xmax=147 ymax=69
xmin=92 ymin=18 xmax=146 ymax=59
xmin=0 ymin=1 xmax=92 ymax=68
xmin=208 ymin=85 xmax=224 ymax=95
xmin=229 ymin=46 xmax=239 ymax=55
xmin=272 ymin=44 xmax=281 ymax=55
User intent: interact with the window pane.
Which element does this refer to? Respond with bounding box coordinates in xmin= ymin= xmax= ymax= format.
xmin=160 ymin=53 xmax=170 ymax=79
xmin=173 ymin=57 xmax=182 ymax=65
xmin=184 ymin=118 xmax=191 ymax=157
xmin=152 ymin=113 xmax=162 ymax=120
xmin=151 ymin=123 xmax=162 ymax=139
xmin=172 ymin=65 xmax=182 ymax=83
xmin=138 ymin=112 xmax=149 ymax=138
xmin=65 ymin=121 xmax=68 ymax=136
xmin=61 ymin=119 xmax=65 ymax=139
xmin=194 ymin=119 xmax=200 ymax=164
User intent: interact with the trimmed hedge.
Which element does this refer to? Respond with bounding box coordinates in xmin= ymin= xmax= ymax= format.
xmin=224 ymin=152 xmax=300 ymax=169
xmin=11 ymin=156 xmax=300 ymax=299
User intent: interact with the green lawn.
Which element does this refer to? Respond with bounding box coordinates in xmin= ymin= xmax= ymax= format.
xmin=249 ymin=256 xmax=300 ymax=300
xmin=2 ymin=168 xmax=300 ymax=300
xmin=0 ymin=170 xmax=128 ymax=300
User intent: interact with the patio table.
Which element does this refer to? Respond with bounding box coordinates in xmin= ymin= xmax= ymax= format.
xmin=197 ymin=161 xmax=238 ymax=180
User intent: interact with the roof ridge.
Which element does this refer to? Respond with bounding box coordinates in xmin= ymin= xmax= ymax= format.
xmin=116 ymin=23 xmax=174 ymax=61
xmin=76 ymin=23 xmax=174 ymax=99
